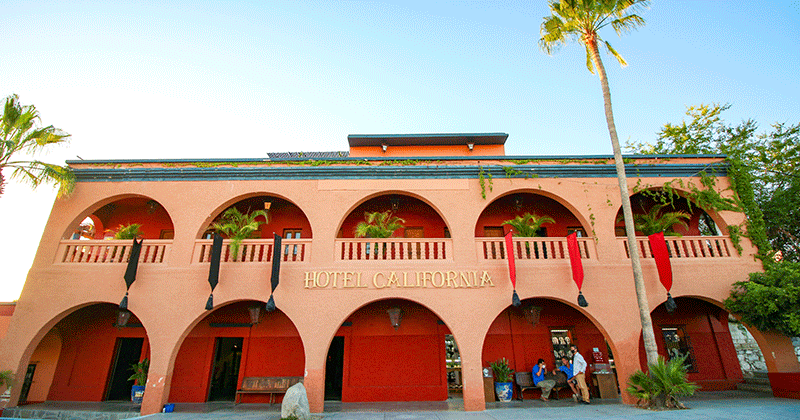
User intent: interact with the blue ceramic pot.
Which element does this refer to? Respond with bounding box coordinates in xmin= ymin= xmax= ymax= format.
xmin=131 ymin=385 xmax=145 ymax=404
xmin=495 ymin=381 xmax=513 ymax=402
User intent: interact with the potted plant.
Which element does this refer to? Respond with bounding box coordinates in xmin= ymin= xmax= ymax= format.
xmin=110 ymin=223 xmax=144 ymax=240
xmin=354 ymin=211 xmax=405 ymax=257
xmin=502 ymin=212 xmax=555 ymax=258
xmin=128 ymin=358 xmax=149 ymax=404
xmin=211 ymin=207 xmax=269 ymax=261
xmin=490 ymin=358 xmax=514 ymax=402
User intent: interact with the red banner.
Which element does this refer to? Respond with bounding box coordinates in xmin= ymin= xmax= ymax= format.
xmin=504 ymin=231 xmax=516 ymax=288
xmin=567 ymin=232 xmax=584 ymax=290
xmin=648 ymin=232 xmax=673 ymax=291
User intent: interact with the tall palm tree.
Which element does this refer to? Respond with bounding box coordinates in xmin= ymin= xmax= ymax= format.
xmin=540 ymin=0 xmax=659 ymax=366
xmin=0 ymin=94 xmax=73 ymax=198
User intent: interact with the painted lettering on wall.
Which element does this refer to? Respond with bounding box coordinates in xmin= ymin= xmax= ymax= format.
xmin=303 ymin=271 xmax=494 ymax=289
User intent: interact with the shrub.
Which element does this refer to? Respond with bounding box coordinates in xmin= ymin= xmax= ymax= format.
xmin=626 ymin=356 xmax=698 ymax=409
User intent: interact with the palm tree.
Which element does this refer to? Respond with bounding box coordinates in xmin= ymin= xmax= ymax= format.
xmin=627 ymin=204 xmax=690 ymax=236
xmin=502 ymin=213 xmax=555 ymax=237
xmin=0 ymin=94 xmax=73 ymax=198
xmin=354 ymin=211 xmax=405 ymax=239
xmin=212 ymin=207 xmax=270 ymax=260
xmin=111 ymin=223 xmax=144 ymax=240
xmin=540 ymin=0 xmax=659 ymax=366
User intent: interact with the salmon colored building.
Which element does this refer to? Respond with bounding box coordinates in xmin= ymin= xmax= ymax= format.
xmin=1 ymin=133 xmax=798 ymax=415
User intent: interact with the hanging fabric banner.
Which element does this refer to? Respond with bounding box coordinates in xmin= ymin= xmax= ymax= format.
xmin=566 ymin=232 xmax=588 ymax=307
xmin=120 ymin=238 xmax=143 ymax=309
xmin=649 ymin=231 xmax=677 ymax=312
xmin=266 ymin=234 xmax=282 ymax=311
xmin=504 ymin=231 xmax=521 ymax=307
xmin=206 ymin=232 xmax=223 ymax=310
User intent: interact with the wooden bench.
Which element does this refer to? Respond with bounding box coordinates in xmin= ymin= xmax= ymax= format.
xmin=235 ymin=376 xmax=303 ymax=404
xmin=515 ymin=371 xmax=570 ymax=401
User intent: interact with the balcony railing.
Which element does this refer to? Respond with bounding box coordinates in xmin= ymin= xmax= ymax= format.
xmin=619 ymin=236 xmax=734 ymax=259
xmin=193 ymin=238 xmax=310 ymax=263
xmin=477 ymin=237 xmax=594 ymax=260
xmin=57 ymin=239 xmax=172 ymax=264
xmin=336 ymin=238 xmax=452 ymax=261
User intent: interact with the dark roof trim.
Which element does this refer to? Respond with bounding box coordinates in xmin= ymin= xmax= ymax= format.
xmin=73 ymin=162 xmax=728 ymax=182
xmin=347 ymin=133 xmax=508 ymax=147
xmin=66 ymin=153 xmax=727 ymax=165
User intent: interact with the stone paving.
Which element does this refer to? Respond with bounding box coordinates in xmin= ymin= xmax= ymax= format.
xmin=6 ymin=391 xmax=799 ymax=420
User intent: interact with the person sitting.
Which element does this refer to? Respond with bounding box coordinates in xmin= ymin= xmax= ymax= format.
xmin=558 ymin=356 xmax=580 ymax=401
xmin=532 ymin=358 xmax=556 ymax=401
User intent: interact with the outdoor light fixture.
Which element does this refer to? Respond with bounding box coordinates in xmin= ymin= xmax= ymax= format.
xmin=116 ymin=308 xmax=132 ymax=328
xmin=514 ymin=195 xmax=523 ymax=211
xmin=387 ymin=307 xmax=403 ymax=330
xmin=248 ymin=305 xmax=262 ymax=325
xmin=467 ymin=143 xmax=474 ymax=151
xmin=390 ymin=197 xmax=400 ymax=212
xmin=146 ymin=200 xmax=159 ymax=214
xmin=381 ymin=143 xmax=388 ymax=153
xmin=522 ymin=305 xmax=542 ymax=327
xmin=264 ymin=201 xmax=272 ymax=210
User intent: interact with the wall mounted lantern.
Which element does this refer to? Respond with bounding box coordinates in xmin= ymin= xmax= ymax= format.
xmin=116 ymin=308 xmax=132 ymax=328
xmin=390 ymin=197 xmax=400 ymax=212
xmin=522 ymin=305 xmax=542 ymax=327
xmin=248 ymin=305 xmax=262 ymax=325
xmin=514 ymin=195 xmax=523 ymax=211
xmin=387 ymin=307 xmax=403 ymax=330
xmin=467 ymin=142 xmax=474 ymax=151
xmin=146 ymin=200 xmax=159 ymax=214
xmin=381 ymin=143 xmax=388 ymax=153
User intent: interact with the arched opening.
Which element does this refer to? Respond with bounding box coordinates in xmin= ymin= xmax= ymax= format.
xmin=198 ymin=195 xmax=312 ymax=263
xmin=337 ymin=194 xmax=450 ymax=260
xmin=24 ymin=303 xmax=150 ymax=403
xmin=615 ymin=190 xmax=724 ymax=238
xmin=59 ymin=196 xmax=174 ymax=264
xmin=328 ymin=298 xmax=453 ymax=402
xmin=475 ymin=192 xmax=591 ymax=261
xmin=640 ymin=296 xmax=743 ymax=391
xmin=168 ymin=300 xmax=305 ymax=404
xmin=482 ymin=298 xmax=619 ymax=401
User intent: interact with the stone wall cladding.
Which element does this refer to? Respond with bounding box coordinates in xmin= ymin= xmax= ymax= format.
xmin=729 ymin=320 xmax=800 ymax=376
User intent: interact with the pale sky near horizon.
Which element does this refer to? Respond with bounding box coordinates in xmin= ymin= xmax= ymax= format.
xmin=1 ymin=1 xmax=798 ymax=301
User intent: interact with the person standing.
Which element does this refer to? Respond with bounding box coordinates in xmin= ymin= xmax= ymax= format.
xmin=570 ymin=345 xmax=590 ymax=404
xmin=532 ymin=358 xmax=556 ymax=401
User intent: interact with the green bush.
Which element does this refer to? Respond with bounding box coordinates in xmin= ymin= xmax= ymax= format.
xmin=626 ymin=356 xmax=698 ymax=409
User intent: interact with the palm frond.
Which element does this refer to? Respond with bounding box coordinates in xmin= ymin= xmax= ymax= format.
xmin=354 ymin=211 xmax=405 ymax=238
xmin=604 ymin=40 xmax=627 ymax=67
xmin=502 ymin=213 xmax=555 ymax=237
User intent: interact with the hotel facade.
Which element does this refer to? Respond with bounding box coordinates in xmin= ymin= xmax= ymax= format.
xmin=1 ymin=133 xmax=798 ymax=415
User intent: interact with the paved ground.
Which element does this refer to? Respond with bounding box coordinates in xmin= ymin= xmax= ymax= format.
xmin=129 ymin=391 xmax=800 ymax=420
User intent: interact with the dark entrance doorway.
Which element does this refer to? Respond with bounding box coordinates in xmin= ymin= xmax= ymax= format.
xmin=208 ymin=337 xmax=243 ymax=401
xmin=325 ymin=336 xmax=344 ymax=400
xmin=106 ymin=337 xmax=144 ymax=401
xmin=17 ymin=364 xmax=36 ymax=404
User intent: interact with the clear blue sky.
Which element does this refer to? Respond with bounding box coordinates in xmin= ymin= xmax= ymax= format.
xmin=1 ymin=1 xmax=798 ymax=300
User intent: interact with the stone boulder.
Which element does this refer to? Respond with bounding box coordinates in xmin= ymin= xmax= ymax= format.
xmin=280 ymin=382 xmax=310 ymax=420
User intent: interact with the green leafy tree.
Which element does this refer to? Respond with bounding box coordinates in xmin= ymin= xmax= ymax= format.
xmin=724 ymin=262 xmax=800 ymax=337
xmin=620 ymin=203 xmax=690 ymax=236
xmin=627 ymin=356 xmax=699 ymax=409
xmin=501 ymin=213 xmax=555 ymax=237
xmin=0 ymin=370 xmax=13 ymax=390
xmin=0 ymin=94 xmax=73 ymax=198
xmin=354 ymin=211 xmax=405 ymax=238
xmin=111 ymin=223 xmax=144 ymax=240
xmin=540 ymin=0 xmax=659 ymax=366
xmin=212 ymin=207 xmax=269 ymax=260
xmin=628 ymin=103 xmax=800 ymax=261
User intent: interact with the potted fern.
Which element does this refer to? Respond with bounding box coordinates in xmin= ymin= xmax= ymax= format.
xmin=502 ymin=213 xmax=555 ymax=258
xmin=129 ymin=358 xmax=149 ymax=404
xmin=490 ymin=358 xmax=514 ymax=402
xmin=354 ymin=211 xmax=405 ymax=257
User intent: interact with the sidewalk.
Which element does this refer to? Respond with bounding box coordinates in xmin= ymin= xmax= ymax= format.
xmin=134 ymin=391 xmax=800 ymax=420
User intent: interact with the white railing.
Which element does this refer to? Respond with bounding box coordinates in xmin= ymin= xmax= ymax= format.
xmin=335 ymin=238 xmax=452 ymax=261
xmin=619 ymin=236 xmax=734 ymax=259
xmin=476 ymin=237 xmax=594 ymax=261
xmin=193 ymin=238 xmax=310 ymax=263
xmin=57 ymin=239 xmax=172 ymax=264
